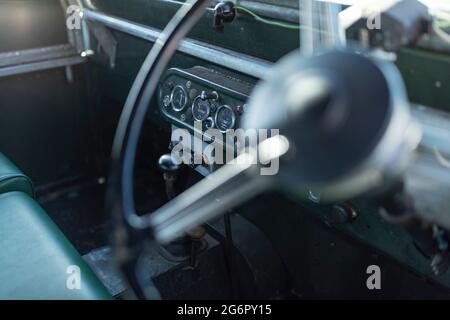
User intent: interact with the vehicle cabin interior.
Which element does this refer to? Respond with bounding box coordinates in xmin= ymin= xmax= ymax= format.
xmin=2 ymin=0 xmax=450 ymax=300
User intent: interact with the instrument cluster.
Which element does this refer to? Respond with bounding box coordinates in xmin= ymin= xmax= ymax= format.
xmin=158 ymin=67 xmax=252 ymax=136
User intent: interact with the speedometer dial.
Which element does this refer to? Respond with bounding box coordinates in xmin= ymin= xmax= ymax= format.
xmin=170 ymin=85 xmax=188 ymax=112
xmin=192 ymin=97 xmax=211 ymax=121
xmin=215 ymin=105 xmax=236 ymax=133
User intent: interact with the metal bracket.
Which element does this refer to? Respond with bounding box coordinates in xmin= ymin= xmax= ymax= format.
xmin=87 ymin=21 xmax=118 ymax=69
xmin=60 ymin=0 xmax=88 ymax=54
xmin=0 ymin=45 xmax=86 ymax=78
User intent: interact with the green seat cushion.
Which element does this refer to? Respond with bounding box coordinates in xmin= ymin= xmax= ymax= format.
xmin=0 ymin=153 xmax=33 ymax=198
xmin=0 ymin=192 xmax=111 ymax=300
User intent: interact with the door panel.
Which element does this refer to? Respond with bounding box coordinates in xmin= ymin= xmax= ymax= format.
xmin=0 ymin=1 xmax=94 ymax=187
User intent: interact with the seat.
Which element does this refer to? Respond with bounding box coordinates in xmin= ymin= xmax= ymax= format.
xmin=0 ymin=192 xmax=111 ymax=300
xmin=0 ymin=153 xmax=34 ymax=197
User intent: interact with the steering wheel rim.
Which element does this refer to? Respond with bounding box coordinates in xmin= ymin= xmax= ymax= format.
xmin=105 ymin=0 xmax=211 ymax=299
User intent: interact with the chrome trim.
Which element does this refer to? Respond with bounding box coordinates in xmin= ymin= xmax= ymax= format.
xmin=0 ymin=56 xmax=86 ymax=78
xmin=215 ymin=105 xmax=236 ymax=133
xmin=0 ymin=44 xmax=77 ymax=68
xmin=60 ymin=0 xmax=90 ymax=53
xmin=170 ymin=85 xmax=189 ymax=112
xmin=82 ymin=9 xmax=272 ymax=79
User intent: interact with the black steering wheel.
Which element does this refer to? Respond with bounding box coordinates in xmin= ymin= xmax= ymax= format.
xmin=105 ymin=0 xmax=413 ymax=299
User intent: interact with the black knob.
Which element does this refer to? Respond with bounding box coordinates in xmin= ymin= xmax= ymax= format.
xmin=158 ymin=154 xmax=180 ymax=173
xmin=213 ymin=1 xmax=236 ymax=30
xmin=200 ymin=90 xmax=219 ymax=101
xmin=205 ymin=117 xmax=215 ymax=129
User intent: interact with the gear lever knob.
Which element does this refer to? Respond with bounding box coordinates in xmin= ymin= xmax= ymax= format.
xmin=158 ymin=154 xmax=180 ymax=174
xmin=158 ymin=154 xmax=182 ymax=200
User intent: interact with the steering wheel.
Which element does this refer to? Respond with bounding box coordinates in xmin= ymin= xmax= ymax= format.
xmin=106 ymin=0 xmax=417 ymax=299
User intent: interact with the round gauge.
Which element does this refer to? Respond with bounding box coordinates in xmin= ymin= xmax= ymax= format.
xmin=215 ymin=105 xmax=236 ymax=133
xmin=170 ymin=85 xmax=188 ymax=112
xmin=192 ymin=97 xmax=211 ymax=121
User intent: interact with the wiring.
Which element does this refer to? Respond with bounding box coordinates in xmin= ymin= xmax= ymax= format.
xmin=235 ymin=5 xmax=299 ymax=29
xmin=234 ymin=5 xmax=328 ymax=34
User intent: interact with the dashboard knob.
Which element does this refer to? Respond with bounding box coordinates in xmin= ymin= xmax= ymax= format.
xmin=200 ymin=90 xmax=219 ymax=101
xmin=213 ymin=1 xmax=236 ymax=30
xmin=205 ymin=117 xmax=215 ymax=129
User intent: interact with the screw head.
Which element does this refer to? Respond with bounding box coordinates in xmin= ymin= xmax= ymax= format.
xmin=330 ymin=204 xmax=358 ymax=224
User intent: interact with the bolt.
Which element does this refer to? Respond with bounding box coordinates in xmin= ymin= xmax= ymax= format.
xmin=329 ymin=204 xmax=358 ymax=224
xmin=80 ymin=50 xmax=95 ymax=57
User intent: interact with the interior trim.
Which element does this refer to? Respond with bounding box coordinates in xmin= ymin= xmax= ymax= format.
xmin=83 ymin=9 xmax=273 ymax=79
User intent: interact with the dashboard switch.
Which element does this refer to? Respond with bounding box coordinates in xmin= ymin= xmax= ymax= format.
xmin=205 ymin=117 xmax=215 ymax=129
xmin=236 ymin=105 xmax=244 ymax=115
xmin=200 ymin=90 xmax=219 ymax=101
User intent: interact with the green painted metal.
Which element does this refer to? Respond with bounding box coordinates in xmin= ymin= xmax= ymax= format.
xmin=297 ymin=198 xmax=450 ymax=293
xmin=397 ymin=48 xmax=450 ymax=112
xmin=244 ymin=193 xmax=450 ymax=298
xmin=85 ymin=0 xmax=299 ymax=62
xmin=85 ymin=0 xmax=450 ymax=112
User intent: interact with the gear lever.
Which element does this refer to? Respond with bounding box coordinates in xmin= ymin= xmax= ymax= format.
xmin=158 ymin=154 xmax=206 ymax=265
xmin=158 ymin=154 xmax=182 ymax=200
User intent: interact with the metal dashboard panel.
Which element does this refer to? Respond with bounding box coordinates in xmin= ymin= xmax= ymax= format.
xmin=158 ymin=66 xmax=253 ymax=135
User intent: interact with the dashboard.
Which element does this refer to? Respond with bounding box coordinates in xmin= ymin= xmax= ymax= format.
xmin=80 ymin=0 xmax=450 ymax=297
xmin=158 ymin=66 xmax=253 ymax=135
xmin=158 ymin=67 xmax=255 ymax=174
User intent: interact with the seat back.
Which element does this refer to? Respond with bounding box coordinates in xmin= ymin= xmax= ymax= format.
xmin=0 ymin=192 xmax=111 ymax=300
